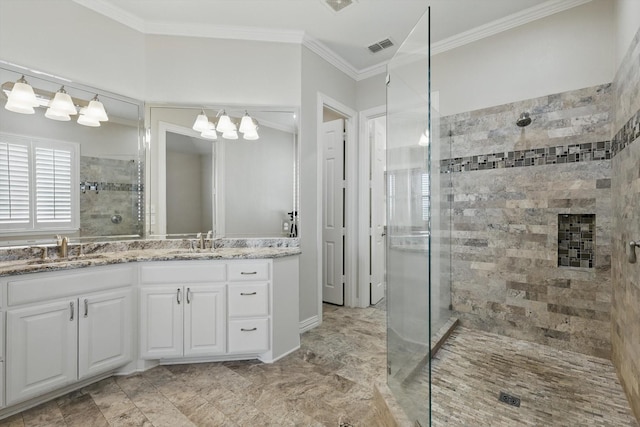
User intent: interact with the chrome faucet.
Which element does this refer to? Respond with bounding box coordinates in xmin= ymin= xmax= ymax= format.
xmin=197 ymin=232 xmax=205 ymax=250
xmin=55 ymin=235 xmax=69 ymax=258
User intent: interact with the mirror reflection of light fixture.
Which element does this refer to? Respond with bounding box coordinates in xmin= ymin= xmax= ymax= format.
xmin=192 ymin=109 xmax=261 ymax=140
xmin=192 ymin=110 xmax=209 ymax=132
xmin=4 ymin=75 xmax=39 ymax=114
xmin=201 ymin=122 xmax=218 ymax=140
xmin=418 ymin=128 xmax=429 ymax=146
xmin=77 ymin=108 xmax=100 ymax=127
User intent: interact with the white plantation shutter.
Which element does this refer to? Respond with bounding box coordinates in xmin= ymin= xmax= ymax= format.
xmin=35 ymin=145 xmax=73 ymax=225
xmin=0 ymin=141 xmax=31 ymax=227
xmin=0 ymin=134 xmax=78 ymax=233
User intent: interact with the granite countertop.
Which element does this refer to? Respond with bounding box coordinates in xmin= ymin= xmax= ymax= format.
xmin=0 ymin=246 xmax=301 ymax=277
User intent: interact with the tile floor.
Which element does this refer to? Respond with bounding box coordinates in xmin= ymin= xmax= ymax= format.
xmin=1 ymin=303 xmax=638 ymax=427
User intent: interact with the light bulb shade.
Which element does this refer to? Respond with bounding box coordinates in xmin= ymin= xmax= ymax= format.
xmin=243 ymin=130 xmax=259 ymax=140
xmin=418 ymin=130 xmax=429 ymax=146
xmin=192 ymin=111 xmax=209 ymax=132
xmin=49 ymin=87 xmax=76 ymax=115
xmin=222 ymin=130 xmax=238 ymax=140
xmin=201 ymin=122 xmax=218 ymax=140
xmin=7 ymin=77 xmax=39 ymax=109
xmin=77 ymin=111 xmax=100 ymax=127
xmin=239 ymin=113 xmax=257 ymax=134
xmin=45 ymin=108 xmax=71 ymax=121
xmin=84 ymin=96 xmax=108 ymax=121
xmin=216 ymin=113 xmax=235 ymax=133
xmin=5 ymin=99 xmax=35 ymax=114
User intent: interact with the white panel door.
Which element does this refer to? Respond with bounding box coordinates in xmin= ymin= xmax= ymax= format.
xmin=6 ymin=300 xmax=77 ymax=405
xmin=322 ymin=118 xmax=345 ymax=305
xmin=184 ymin=285 xmax=226 ymax=356
xmin=78 ymin=289 xmax=132 ymax=380
xmin=139 ymin=286 xmax=183 ymax=359
xmin=371 ymin=117 xmax=387 ymax=305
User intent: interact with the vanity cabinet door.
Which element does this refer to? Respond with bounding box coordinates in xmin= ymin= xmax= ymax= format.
xmin=184 ymin=285 xmax=226 ymax=357
xmin=78 ymin=289 xmax=132 ymax=380
xmin=6 ymin=300 xmax=78 ymax=405
xmin=139 ymin=286 xmax=183 ymax=359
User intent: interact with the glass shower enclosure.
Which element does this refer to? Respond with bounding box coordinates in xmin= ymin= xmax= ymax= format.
xmin=386 ymin=7 xmax=452 ymax=426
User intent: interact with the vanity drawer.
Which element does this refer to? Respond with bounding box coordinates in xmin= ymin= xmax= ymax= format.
xmin=228 ymin=283 xmax=269 ymax=317
xmin=227 ymin=262 xmax=270 ymax=281
xmin=228 ymin=318 xmax=269 ymax=353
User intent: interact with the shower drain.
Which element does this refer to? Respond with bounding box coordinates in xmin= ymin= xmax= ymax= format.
xmin=499 ymin=391 xmax=521 ymax=407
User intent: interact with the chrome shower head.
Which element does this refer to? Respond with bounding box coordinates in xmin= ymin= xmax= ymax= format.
xmin=516 ymin=112 xmax=532 ymax=127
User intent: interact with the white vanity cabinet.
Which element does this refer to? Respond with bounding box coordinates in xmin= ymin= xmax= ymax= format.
xmin=139 ymin=262 xmax=227 ymax=359
xmin=3 ymin=266 xmax=134 ymax=406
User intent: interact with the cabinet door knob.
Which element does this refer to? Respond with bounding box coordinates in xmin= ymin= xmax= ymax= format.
xmin=177 ymin=288 xmax=181 ymax=304
xmin=70 ymin=301 xmax=74 ymax=321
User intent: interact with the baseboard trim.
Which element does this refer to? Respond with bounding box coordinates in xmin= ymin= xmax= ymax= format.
xmin=299 ymin=315 xmax=320 ymax=333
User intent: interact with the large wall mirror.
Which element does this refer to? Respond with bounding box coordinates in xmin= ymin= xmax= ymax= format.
xmin=0 ymin=62 xmax=144 ymax=246
xmin=147 ymin=105 xmax=299 ymax=239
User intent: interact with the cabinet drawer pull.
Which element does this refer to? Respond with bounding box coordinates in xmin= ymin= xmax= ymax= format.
xmin=84 ymin=298 xmax=89 ymax=317
xmin=240 ymin=271 xmax=257 ymax=275
xmin=241 ymin=327 xmax=257 ymax=332
xmin=177 ymin=288 xmax=181 ymax=304
xmin=186 ymin=287 xmax=191 ymax=304
xmin=240 ymin=292 xmax=257 ymax=296
xmin=70 ymin=301 xmax=74 ymax=321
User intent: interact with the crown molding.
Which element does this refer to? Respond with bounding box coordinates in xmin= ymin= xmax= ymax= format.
xmin=355 ymin=62 xmax=388 ymax=81
xmin=301 ymin=34 xmax=359 ymax=81
xmin=145 ymin=22 xmax=304 ymax=44
xmin=431 ymin=0 xmax=593 ymax=56
xmin=72 ymin=0 xmax=146 ymax=33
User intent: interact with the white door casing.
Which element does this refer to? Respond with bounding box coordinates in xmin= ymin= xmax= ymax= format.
xmin=322 ymin=118 xmax=345 ymax=305
xmin=78 ymin=289 xmax=133 ymax=380
xmin=370 ymin=117 xmax=386 ymax=305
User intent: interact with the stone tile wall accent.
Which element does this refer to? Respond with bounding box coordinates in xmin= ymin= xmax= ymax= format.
xmin=442 ymin=83 xmax=612 ymax=359
xmin=611 ymin=26 xmax=640 ymax=423
xmin=557 ymin=214 xmax=595 ymax=268
xmin=80 ymin=156 xmax=143 ymax=237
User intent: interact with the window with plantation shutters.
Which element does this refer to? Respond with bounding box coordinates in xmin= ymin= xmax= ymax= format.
xmin=0 ymin=134 xmax=78 ymax=233
xmin=0 ymin=141 xmax=31 ymax=228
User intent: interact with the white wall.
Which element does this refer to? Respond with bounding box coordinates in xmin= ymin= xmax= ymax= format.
xmin=356 ymin=73 xmax=386 ymax=111
xmin=0 ymin=0 xmax=145 ymax=100
xmin=300 ymin=46 xmax=357 ymax=323
xmin=432 ymin=0 xmax=615 ymax=116
xmin=144 ymin=35 xmax=301 ymax=105
xmin=613 ymin=0 xmax=640 ymax=68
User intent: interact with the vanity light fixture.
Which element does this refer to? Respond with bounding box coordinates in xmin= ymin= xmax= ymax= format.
xmin=3 ymin=78 xmax=110 ymax=126
xmin=191 ymin=109 xmax=260 ymax=140
xmin=4 ymin=75 xmax=39 ymax=114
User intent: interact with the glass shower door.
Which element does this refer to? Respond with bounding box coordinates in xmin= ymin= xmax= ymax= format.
xmin=386 ymin=7 xmax=451 ymax=426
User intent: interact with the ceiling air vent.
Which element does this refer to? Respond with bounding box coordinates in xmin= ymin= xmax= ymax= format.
xmin=325 ymin=0 xmax=354 ymax=13
xmin=368 ymin=38 xmax=394 ymax=54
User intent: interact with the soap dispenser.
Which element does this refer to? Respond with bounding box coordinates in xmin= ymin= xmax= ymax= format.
xmin=282 ymin=213 xmax=290 ymax=236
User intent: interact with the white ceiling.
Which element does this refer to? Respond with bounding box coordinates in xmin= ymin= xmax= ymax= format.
xmin=73 ymin=0 xmax=591 ymax=79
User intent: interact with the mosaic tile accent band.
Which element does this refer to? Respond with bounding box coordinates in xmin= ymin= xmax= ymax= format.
xmin=80 ymin=182 xmax=143 ymax=192
xmin=612 ymin=107 xmax=640 ymax=156
xmin=557 ymin=214 xmax=595 ymax=269
xmin=441 ymin=141 xmax=611 ymax=173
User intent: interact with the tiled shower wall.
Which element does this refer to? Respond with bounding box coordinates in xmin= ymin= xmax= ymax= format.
xmin=611 ymin=27 xmax=640 ymax=421
xmin=441 ymin=83 xmax=613 ymax=358
xmin=80 ymin=156 xmax=143 ymax=237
